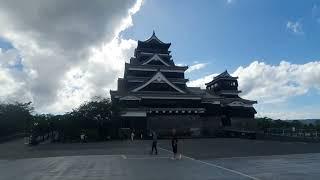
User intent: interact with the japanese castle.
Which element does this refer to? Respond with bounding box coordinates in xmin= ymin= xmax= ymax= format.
xmin=110 ymin=32 xmax=257 ymax=136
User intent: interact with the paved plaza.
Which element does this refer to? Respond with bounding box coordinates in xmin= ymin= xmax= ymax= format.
xmin=1 ymin=138 xmax=320 ymax=180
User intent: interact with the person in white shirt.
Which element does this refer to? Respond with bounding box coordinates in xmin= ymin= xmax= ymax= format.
xmin=131 ymin=131 xmax=135 ymax=141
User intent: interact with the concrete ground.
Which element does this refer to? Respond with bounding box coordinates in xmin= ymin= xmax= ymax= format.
xmin=1 ymin=138 xmax=320 ymax=180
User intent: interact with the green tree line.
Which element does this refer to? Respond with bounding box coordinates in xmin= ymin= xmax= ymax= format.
xmin=2 ymin=99 xmax=319 ymax=141
xmin=256 ymin=117 xmax=320 ymax=131
xmin=0 ymin=97 xmax=118 ymax=142
xmin=0 ymin=102 xmax=33 ymax=137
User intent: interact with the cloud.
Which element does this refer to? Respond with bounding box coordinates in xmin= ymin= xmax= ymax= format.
xmin=0 ymin=48 xmax=20 ymax=67
xmin=256 ymin=110 xmax=320 ymax=120
xmin=312 ymin=4 xmax=320 ymax=24
xmin=226 ymin=0 xmax=235 ymax=4
xmin=0 ymin=66 xmax=23 ymax=99
xmin=0 ymin=0 xmax=143 ymax=113
xmin=185 ymin=63 xmax=208 ymax=73
xmin=187 ymin=73 xmax=217 ymax=88
xmin=188 ymin=60 xmax=320 ymax=119
xmin=286 ymin=20 xmax=304 ymax=34
xmin=233 ymin=61 xmax=320 ymax=103
xmin=0 ymin=48 xmax=32 ymax=102
xmin=46 ymin=38 xmax=137 ymax=113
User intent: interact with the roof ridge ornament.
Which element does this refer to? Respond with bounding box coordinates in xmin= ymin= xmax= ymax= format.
xmin=144 ymin=31 xmax=166 ymax=44
xmin=221 ymin=70 xmax=230 ymax=76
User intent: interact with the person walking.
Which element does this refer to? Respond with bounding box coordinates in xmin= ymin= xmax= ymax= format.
xmin=151 ymin=131 xmax=158 ymax=155
xmin=171 ymin=129 xmax=178 ymax=159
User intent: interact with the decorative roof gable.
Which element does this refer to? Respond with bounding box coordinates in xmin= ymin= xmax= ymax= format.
xmin=131 ymin=71 xmax=185 ymax=93
xmin=228 ymin=101 xmax=252 ymax=107
xmin=142 ymin=54 xmax=170 ymax=66
xmin=119 ymin=96 xmax=141 ymax=101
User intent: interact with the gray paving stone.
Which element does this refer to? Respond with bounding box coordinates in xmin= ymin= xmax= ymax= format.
xmin=1 ymin=138 xmax=320 ymax=179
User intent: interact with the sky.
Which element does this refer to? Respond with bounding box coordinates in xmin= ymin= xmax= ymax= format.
xmin=0 ymin=0 xmax=319 ymax=119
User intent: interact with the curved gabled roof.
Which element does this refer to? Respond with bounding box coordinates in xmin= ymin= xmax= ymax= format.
xmin=137 ymin=31 xmax=171 ymax=49
xmin=142 ymin=54 xmax=170 ymax=66
xmin=205 ymin=70 xmax=238 ymax=86
xmin=131 ymin=71 xmax=186 ymax=94
xmin=145 ymin=31 xmax=169 ymax=44
xmin=215 ymin=70 xmax=232 ymax=79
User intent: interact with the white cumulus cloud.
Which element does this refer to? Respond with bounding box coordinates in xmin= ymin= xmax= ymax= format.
xmin=187 ymin=73 xmax=217 ymax=88
xmin=0 ymin=48 xmax=32 ymax=102
xmin=256 ymin=109 xmax=320 ymax=120
xmin=188 ymin=60 xmax=320 ymax=119
xmin=190 ymin=60 xmax=320 ymax=103
xmin=234 ymin=61 xmax=320 ymax=103
xmin=186 ymin=63 xmax=208 ymax=73
xmin=0 ymin=0 xmax=143 ymax=113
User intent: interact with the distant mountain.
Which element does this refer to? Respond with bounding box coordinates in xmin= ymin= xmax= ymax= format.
xmin=289 ymin=119 xmax=320 ymax=125
xmin=256 ymin=117 xmax=320 ymax=125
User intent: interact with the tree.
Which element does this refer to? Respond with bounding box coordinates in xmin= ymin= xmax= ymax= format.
xmin=46 ymin=96 xmax=114 ymax=141
xmin=314 ymin=120 xmax=320 ymax=130
xmin=256 ymin=117 xmax=273 ymax=131
xmin=291 ymin=120 xmax=303 ymax=129
xmin=74 ymin=97 xmax=112 ymax=140
xmin=0 ymin=96 xmax=116 ymax=142
xmin=0 ymin=102 xmax=33 ymax=137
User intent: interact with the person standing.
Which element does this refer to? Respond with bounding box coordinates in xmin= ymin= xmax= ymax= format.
xmin=151 ymin=131 xmax=158 ymax=155
xmin=171 ymin=129 xmax=178 ymax=159
xmin=80 ymin=132 xmax=85 ymax=143
xmin=131 ymin=131 xmax=135 ymax=141
xmin=80 ymin=131 xmax=86 ymax=143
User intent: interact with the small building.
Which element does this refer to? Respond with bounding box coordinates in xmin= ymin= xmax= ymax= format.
xmin=110 ymin=32 xmax=257 ymax=136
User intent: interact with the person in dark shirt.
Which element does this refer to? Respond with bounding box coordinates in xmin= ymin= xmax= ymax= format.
xmin=171 ymin=129 xmax=178 ymax=159
xmin=151 ymin=131 xmax=158 ymax=155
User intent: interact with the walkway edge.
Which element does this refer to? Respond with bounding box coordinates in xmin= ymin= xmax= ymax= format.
xmin=158 ymin=147 xmax=261 ymax=180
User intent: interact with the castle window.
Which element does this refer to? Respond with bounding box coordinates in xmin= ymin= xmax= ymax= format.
xmin=231 ymin=82 xmax=236 ymax=86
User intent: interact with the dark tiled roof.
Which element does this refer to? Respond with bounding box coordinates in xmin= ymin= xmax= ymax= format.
xmin=215 ymin=70 xmax=232 ymax=79
xmin=186 ymin=87 xmax=205 ymax=95
xmin=221 ymin=97 xmax=257 ymax=104
xmin=137 ymin=31 xmax=171 ymax=49
xmin=205 ymin=70 xmax=238 ymax=86
xmin=125 ymin=63 xmax=188 ymax=71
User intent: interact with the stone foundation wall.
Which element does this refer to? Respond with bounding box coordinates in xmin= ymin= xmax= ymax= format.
xmin=230 ymin=117 xmax=257 ymax=130
xmin=201 ymin=116 xmax=222 ymax=135
xmin=147 ymin=115 xmax=224 ymax=136
xmin=148 ymin=114 xmax=201 ymax=129
xmin=145 ymin=114 xmax=257 ymax=136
